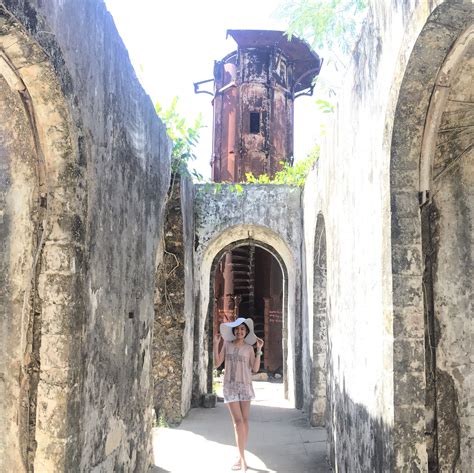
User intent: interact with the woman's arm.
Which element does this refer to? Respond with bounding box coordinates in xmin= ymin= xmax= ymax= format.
xmin=214 ymin=334 xmax=225 ymax=368
xmin=251 ymin=337 xmax=264 ymax=373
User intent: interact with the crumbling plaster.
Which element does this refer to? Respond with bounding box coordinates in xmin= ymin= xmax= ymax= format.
xmin=392 ymin=5 xmax=474 ymax=469
xmin=0 ymin=10 xmax=85 ymax=471
xmin=301 ymin=0 xmax=473 ymax=470
xmin=0 ymin=73 xmax=39 ymax=472
xmin=302 ymin=4 xmax=396 ymax=463
xmin=0 ymin=1 xmax=171 ymax=472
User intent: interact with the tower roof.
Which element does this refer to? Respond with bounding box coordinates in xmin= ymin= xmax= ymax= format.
xmin=226 ymin=29 xmax=321 ymax=92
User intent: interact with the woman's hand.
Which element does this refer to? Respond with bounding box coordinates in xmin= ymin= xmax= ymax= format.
xmin=214 ymin=332 xmax=224 ymax=368
xmin=214 ymin=332 xmax=223 ymax=346
xmin=252 ymin=337 xmax=264 ymax=373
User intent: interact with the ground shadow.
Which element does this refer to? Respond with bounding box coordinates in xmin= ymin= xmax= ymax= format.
xmin=153 ymin=382 xmax=330 ymax=472
xmin=153 ymin=376 xmax=395 ymax=472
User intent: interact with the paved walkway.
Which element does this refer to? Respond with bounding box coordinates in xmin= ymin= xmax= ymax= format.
xmin=152 ymin=381 xmax=331 ymax=473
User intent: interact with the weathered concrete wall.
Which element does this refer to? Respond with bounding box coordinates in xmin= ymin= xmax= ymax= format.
xmin=153 ymin=175 xmax=194 ymax=425
xmin=0 ymin=1 xmax=170 ymax=471
xmin=302 ymin=0 xmax=473 ymax=470
xmin=307 ymin=213 xmax=327 ymax=428
xmin=193 ymin=184 xmax=302 ymax=406
xmin=431 ymin=143 xmax=473 ymax=471
xmin=391 ymin=4 xmax=474 ymax=470
xmin=302 ymin=0 xmax=397 ymax=461
xmin=180 ymin=177 xmax=195 ymax=419
xmin=0 ymin=71 xmax=39 ymax=471
xmin=0 ymin=7 xmax=87 ymax=470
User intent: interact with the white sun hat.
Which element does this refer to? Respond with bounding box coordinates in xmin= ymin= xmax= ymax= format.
xmin=220 ymin=317 xmax=257 ymax=345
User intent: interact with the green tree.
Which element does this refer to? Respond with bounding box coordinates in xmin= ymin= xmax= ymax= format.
xmin=155 ymin=97 xmax=203 ymax=180
xmin=279 ymin=0 xmax=367 ymax=54
xmin=273 ymin=0 xmax=368 ymax=183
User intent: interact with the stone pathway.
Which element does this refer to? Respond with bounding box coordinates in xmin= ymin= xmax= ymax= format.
xmin=151 ymin=381 xmax=331 ymax=473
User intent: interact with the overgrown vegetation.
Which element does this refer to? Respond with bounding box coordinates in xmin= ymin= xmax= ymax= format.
xmin=245 ymin=146 xmax=319 ymax=186
xmin=197 ymin=147 xmax=319 ymax=194
xmin=155 ymin=97 xmax=203 ymax=180
xmin=279 ymin=0 xmax=367 ymax=54
xmin=155 ymin=414 xmax=170 ymax=429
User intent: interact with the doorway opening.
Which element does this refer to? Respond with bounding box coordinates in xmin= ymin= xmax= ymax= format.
xmin=209 ymin=241 xmax=286 ymax=391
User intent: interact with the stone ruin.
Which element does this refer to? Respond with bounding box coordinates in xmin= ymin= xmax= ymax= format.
xmin=1 ymin=0 xmax=473 ymax=471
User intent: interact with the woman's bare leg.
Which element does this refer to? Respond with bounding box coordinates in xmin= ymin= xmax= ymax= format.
xmin=227 ymin=402 xmax=248 ymax=471
xmin=240 ymin=401 xmax=251 ymax=450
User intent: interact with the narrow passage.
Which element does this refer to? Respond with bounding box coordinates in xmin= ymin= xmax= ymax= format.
xmin=152 ymin=382 xmax=330 ymax=473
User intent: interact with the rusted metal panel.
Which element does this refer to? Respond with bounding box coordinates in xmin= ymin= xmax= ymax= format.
xmin=227 ymin=29 xmax=321 ymax=92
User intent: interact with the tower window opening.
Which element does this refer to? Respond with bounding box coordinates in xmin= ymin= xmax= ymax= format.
xmin=250 ymin=112 xmax=260 ymax=134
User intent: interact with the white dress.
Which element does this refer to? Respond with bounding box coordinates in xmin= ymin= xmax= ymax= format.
xmin=223 ymin=341 xmax=256 ymax=403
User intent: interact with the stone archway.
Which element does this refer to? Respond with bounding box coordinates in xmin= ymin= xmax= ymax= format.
xmin=0 ymin=8 xmax=84 ymax=472
xmin=309 ymin=213 xmax=327 ymax=428
xmin=209 ymin=239 xmax=287 ymax=389
xmin=195 ymin=224 xmax=299 ymax=406
xmin=419 ymin=22 xmax=473 ymax=471
xmin=391 ymin=2 xmax=474 ymax=469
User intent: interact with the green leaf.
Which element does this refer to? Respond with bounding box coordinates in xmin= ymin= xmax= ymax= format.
xmin=155 ymin=97 xmax=204 ymax=180
xmin=277 ymin=0 xmax=368 ymax=54
xmin=315 ymin=99 xmax=335 ymax=113
xmin=244 ymin=147 xmax=319 ymax=187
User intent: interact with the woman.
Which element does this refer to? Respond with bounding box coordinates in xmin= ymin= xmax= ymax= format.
xmin=214 ymin=317 xmax=264 ymax=472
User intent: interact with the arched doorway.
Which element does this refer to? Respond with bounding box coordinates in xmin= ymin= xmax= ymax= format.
xmin=310 ymin=213 xmax=327 ymax=427
xmin=391 ymin=3 xmax=474 ymax=469
xmin=211 ymin=241 xmax=285 ymax=379
xmin=195 ymin=224 xmax=299 ymax=406
xmin=0 ymin=11 xmax=84 ymax=471
xmin=419 ymin=25 xmax=474 ymax=470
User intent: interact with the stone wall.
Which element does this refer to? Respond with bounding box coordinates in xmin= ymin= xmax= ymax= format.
xmin=301 ymin=0 xmax=473 ymax=470
xmin=391 ymin=3 xmax=474 ymax=469
xmin=0 ymin=1 xmax=170 ymax=471
xmin=153 ymin=175 xmax=194 ymax=425
xmin=193 ymin=184 xmax=302 ymax=406
xmin=307 ymin=213 xmax=327 ymax=428
xmin=0 ymin=68 xmax=39 ymax=471
xmin=1 ymin=6 xmax=87 ymax=470
xmin=302 ymin=0 xmax=398 ymax=460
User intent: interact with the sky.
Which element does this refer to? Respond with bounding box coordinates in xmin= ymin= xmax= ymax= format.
xmin=104 ymin=0 xmax=321 ymax=180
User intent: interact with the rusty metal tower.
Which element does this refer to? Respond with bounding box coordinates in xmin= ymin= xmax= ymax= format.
xmin=195 ymin=29 xmax=321 ymax=182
